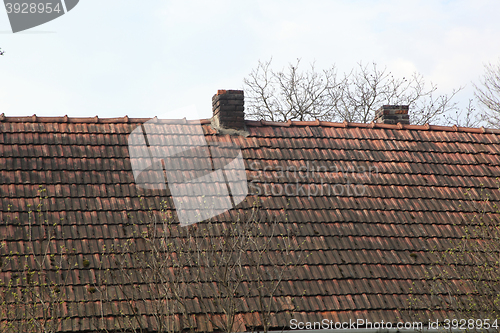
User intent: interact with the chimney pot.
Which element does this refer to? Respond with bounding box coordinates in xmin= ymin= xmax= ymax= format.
xmin=375 ymin=105 xmax=410 ymax=125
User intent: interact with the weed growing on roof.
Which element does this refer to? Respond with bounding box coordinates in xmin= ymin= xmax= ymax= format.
xmin=90 ymin=195 xmax=308 ymax=333
xmin=0 ymin=186 xmax=77 ymax=333
xmin=408 ymin=183 xmax=500 ymax=323
xmin=1 ymin=187 xmax=310 ymax=332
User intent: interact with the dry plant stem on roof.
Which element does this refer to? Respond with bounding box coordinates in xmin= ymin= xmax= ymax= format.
xmin=95 ymin=197 xmax=306 ymax=333
xmin=411 ymin=186 xmax=500 ymax=321
xmin=92 ymin=208 xmax=192 ymax=333
xmin=244 ymin=58 xmax=463 ymax=125
xmin=0 ymin=186 xmax=76 ymax=333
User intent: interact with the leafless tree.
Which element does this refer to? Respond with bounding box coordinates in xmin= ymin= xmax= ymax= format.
xmin=1 ymin=189 xmax=305 ymax=333
xmin=243 ymin=58 xmax=343 ymax=122
xmin=444 ymin=99 xmax=482 ymax=128
xmin=443 ymin=187 xmax=500 ymax=319
xmin=93 ymin=197 xmax=305 ymax=333
xmin=244 ymin=58 xmax=464 ymax=125
xmin=475 ymin=60 xmax=500 ymax=128
xmin=0 ymin=186 xmax=75 ymax=333
xmin=411 ymin=186 xmax=500 ymax=323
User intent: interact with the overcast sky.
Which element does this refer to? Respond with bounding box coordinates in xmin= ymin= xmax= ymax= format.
xmin=1 ymin=0 xmax=499 ymax=121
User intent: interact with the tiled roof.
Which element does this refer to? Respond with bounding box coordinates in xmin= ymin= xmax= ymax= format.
xmin=1 ymin=115 xmax=500 ymax=332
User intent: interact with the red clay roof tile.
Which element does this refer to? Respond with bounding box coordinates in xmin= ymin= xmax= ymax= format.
xmin=1 ymin=115 xmax=499 ymax=331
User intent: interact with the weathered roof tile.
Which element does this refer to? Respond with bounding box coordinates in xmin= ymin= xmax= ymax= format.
xmin=1 ymin=116 xmax=499 ymax=331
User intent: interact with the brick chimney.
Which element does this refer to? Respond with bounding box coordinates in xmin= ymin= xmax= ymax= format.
xmin=211 ymin=90 xmax=246 ymax=133
xmin=374 ymin=105 xmax=410 ymax=125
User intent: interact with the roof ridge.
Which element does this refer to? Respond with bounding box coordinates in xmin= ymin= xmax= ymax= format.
xmin=0 ymin=113 xmax=498 ymax=134
xmin=0 ymin=114 xmax=212 ymax=125
xmin=249 ymin=119 xmax=498 ymax=134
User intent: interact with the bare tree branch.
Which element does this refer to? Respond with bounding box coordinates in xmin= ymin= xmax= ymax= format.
xmin=91 ymin=198 xmax=305 ymax=333
xmin=244 ymin=59 xmax=468 ymax=125
xmin=244 ymin=59 xmax=343 ymax=122
xmin=444 ymin=99 xmax=482 ymax=128
xmin=414 ymin=186 xmax=500 ymax=321
xmin=474 ymin=60 xmax=500 ymax=128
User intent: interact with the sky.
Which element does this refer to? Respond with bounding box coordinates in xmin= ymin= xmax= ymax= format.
xmin=1 ymin=0 xmax=500 ymax=121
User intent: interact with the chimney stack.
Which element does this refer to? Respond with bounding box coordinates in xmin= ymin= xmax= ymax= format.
xmin=375 ymin=105 xmax=410 ymax=125
xmin=212 ymin=90 xmax=246 ymax=132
